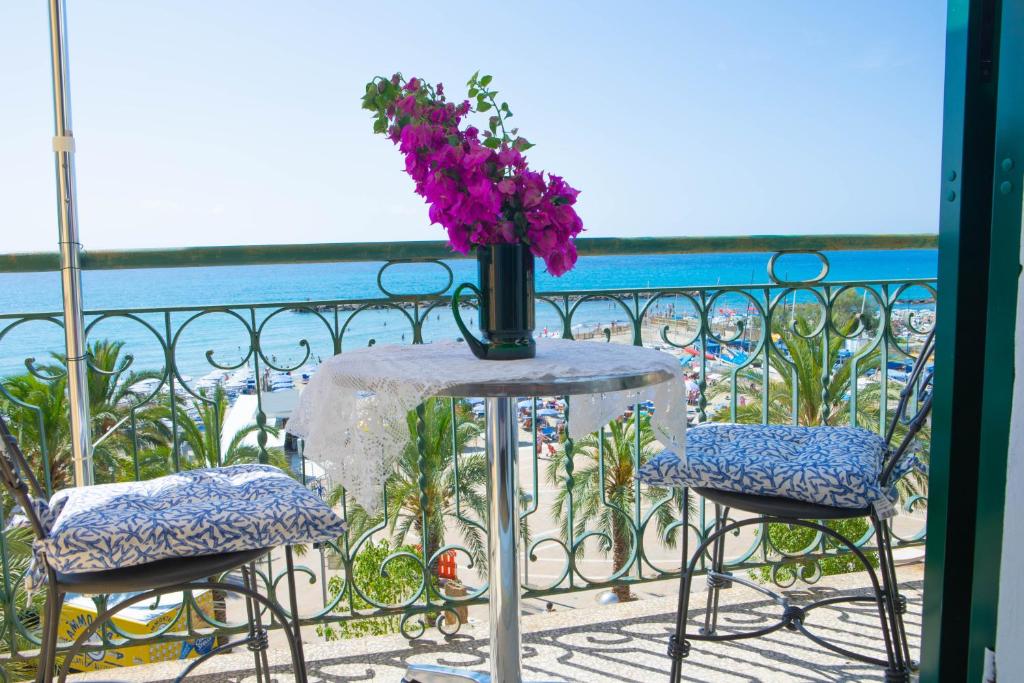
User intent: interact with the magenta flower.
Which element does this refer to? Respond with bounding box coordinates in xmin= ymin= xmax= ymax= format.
xmin=396 ymin=95 xmax=418 ymax=115
xmin=544 ymin=243 xmax=578 ymax=277
xmin=365 ymin=73 xmax=584 ymax=275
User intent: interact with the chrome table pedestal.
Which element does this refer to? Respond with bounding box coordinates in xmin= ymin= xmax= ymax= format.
xmin=404 ymin=367 xmax=673 ymax=683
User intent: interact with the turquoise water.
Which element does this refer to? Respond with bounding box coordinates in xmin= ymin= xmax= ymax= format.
xmin=0 ymin=249 xmax=937 ymax=378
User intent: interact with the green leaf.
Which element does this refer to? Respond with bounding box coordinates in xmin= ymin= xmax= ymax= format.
xmin=514 ymin=137 xmax=534 ymax=151
xmin=447 ymin=134 xmax=461 ymax=146
xmin=480 ymin=74 xmax=493 ymax=87
xmin=483 ymin=137 xmax=501 ymax=149
xmin=477 ymin=101 xmax=492 ymax=112
xmin=467 ymin=70 xmax=480 ymax=86
xmin=489 ymin=116 xmax=499 ymax=134
xmin=373 ymin=117 xmax=388 ymax=134
xmin=468 ymin=88 xmax=479 ymax=98
xmin=501 ymin=102 xmax=510 ymax=112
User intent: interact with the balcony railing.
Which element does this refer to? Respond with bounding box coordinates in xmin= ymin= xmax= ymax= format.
xmin=0 ymin=234 xmax=936 ymax=677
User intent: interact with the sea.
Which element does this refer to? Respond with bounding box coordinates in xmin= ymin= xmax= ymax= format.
xmin=0 ymin=249 xmax=937 ymax=379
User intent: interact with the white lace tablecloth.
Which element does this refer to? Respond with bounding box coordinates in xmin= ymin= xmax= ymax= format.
xmin=289 ymin=339 xmax=687 ymax=512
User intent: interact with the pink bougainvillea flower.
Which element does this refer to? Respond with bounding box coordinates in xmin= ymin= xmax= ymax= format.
xmin=544 ymin=243 xmax=578 ymax=277
xmin=366 ymin=73 xmax=583 ymax=275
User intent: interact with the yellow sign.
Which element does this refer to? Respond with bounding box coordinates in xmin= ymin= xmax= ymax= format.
xmin=56 ymin=590 xmax=216 ymax=672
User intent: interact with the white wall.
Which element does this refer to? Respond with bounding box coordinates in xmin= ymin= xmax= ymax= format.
xmin=996 ymin=198 xmax=1024 ymax=678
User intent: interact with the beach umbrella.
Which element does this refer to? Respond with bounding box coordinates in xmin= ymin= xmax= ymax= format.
xmin=466 ymin=397 xmax=485 ymax=405
xmin=303 ymin=459 xmax=327 ymax=480
xmin=536 ymin=408 xmax=560 ymax=417
xmin=517 ymin=399 xmax=534 ymax=409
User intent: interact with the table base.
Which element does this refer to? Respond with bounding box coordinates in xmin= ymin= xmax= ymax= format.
xmin=402 ymin=663 xmax=563 ymax=683
xmin=403 ymin=398 xmax=564 ymax=683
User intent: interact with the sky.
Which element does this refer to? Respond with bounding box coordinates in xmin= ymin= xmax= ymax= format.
xmin=0 ymin=1 xmax=947 ymax=254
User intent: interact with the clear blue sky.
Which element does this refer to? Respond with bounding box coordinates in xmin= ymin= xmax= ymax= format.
xmin=0 ymin=1 xmax=946 ymax=253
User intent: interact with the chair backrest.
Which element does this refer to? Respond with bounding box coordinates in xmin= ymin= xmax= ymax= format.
xmin=0 ymin=414 xmax=50 ymax=540
xmin=880 ymin=327 xmax=936 ymax=486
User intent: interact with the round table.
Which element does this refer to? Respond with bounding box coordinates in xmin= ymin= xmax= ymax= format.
xmin=290 ymin=339 xmax=686 ymax=683
xmin=405 ymin=365 xmax=676 ymax=683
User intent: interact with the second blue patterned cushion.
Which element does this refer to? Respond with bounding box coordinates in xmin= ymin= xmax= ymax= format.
xmin=638 ymin=424 xmax=891 ymax=509
xmin=39 ymin=464 xmax=347 ymax=574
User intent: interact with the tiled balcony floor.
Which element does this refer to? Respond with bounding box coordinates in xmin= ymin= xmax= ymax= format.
xmin=69 ymin=565 xmax=923 ymax=683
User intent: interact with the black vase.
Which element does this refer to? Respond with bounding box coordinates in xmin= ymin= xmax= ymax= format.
xmin=451 ymin=243 xmax=536 ymax=360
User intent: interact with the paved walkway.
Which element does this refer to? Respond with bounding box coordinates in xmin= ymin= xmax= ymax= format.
xmin=69 ymin=566 xmax=923 ymax=683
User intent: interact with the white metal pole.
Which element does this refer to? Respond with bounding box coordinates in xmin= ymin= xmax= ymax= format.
xmin=485 ymin=395 xmax=522 ymax=683
xmin=47 ymin=0 xmax=93 ymax=487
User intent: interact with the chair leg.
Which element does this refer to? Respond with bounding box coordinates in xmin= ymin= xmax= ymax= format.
xmin=284 ymin=546 xmax=308 ymax=683
xmin=868 ymin=516 xmax=909 ymax=679
xmin=873 ymin=516 xmax=912 ymax=680
xmin=242 ymin=563 xmax=271 ymax=683
xmin=37 ymin=587 xmax=64 ymax=683
xmin=668 ymin=487 xmax=693 ymax=683
xmin=884 ymin=522 xmax=913 ymax=671
xmin=701 ymin=504 xmax=730 ymax=636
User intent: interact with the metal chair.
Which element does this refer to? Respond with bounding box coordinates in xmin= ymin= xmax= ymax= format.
xmin=641 ymin=329 xmax=935 ymax=683
xmin=0 ymin=414 xmax=339 ymax=683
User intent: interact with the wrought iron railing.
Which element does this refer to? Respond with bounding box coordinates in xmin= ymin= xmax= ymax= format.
xmin=0 ymin=234 xmax=936 ymax=676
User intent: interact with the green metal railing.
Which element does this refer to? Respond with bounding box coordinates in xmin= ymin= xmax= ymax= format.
xmin=0 ymin=234 xmax=936 ymax=676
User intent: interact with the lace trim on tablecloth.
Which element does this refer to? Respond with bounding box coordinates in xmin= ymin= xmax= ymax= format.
xmin=289 ymin=339 xmax=687 ymax=513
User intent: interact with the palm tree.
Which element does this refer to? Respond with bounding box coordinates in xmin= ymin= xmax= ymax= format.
xmin=0 ymin=373 xmax=74 ymax=494
xmin=171 ymin=385 xmax=285 ymax=471
xmin=81 ymin=340 xmax=167 ymax=482
xmin=0 ymin=526 xmax=47 ymax=681
xmin=334 ymin=398 xmax=490 ymax=576
xmin=707 ymin=312 xmax=929 ymax=497
xmin=545 ymin=414 xmax=685 ymax=602
xmin=0 ymin=339 xmax=165 ymax=491
xmin=709 ymin=313 xmax=898 ymax=423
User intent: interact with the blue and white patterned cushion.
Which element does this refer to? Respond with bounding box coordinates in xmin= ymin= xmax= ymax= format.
xmin=7 ymin=498 xmax=61 ymax=592
xmin=36 ymin=464 xmax=347 ymax=574
xmin=638 ymin=424 xmax=903 ymax=509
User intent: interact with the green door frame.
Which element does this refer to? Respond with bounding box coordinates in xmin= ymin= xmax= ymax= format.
xmin=922 ymin=0 xmax=1021 ymax=680
xmin=967 ymin=0 xmax=1023 ymax=677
